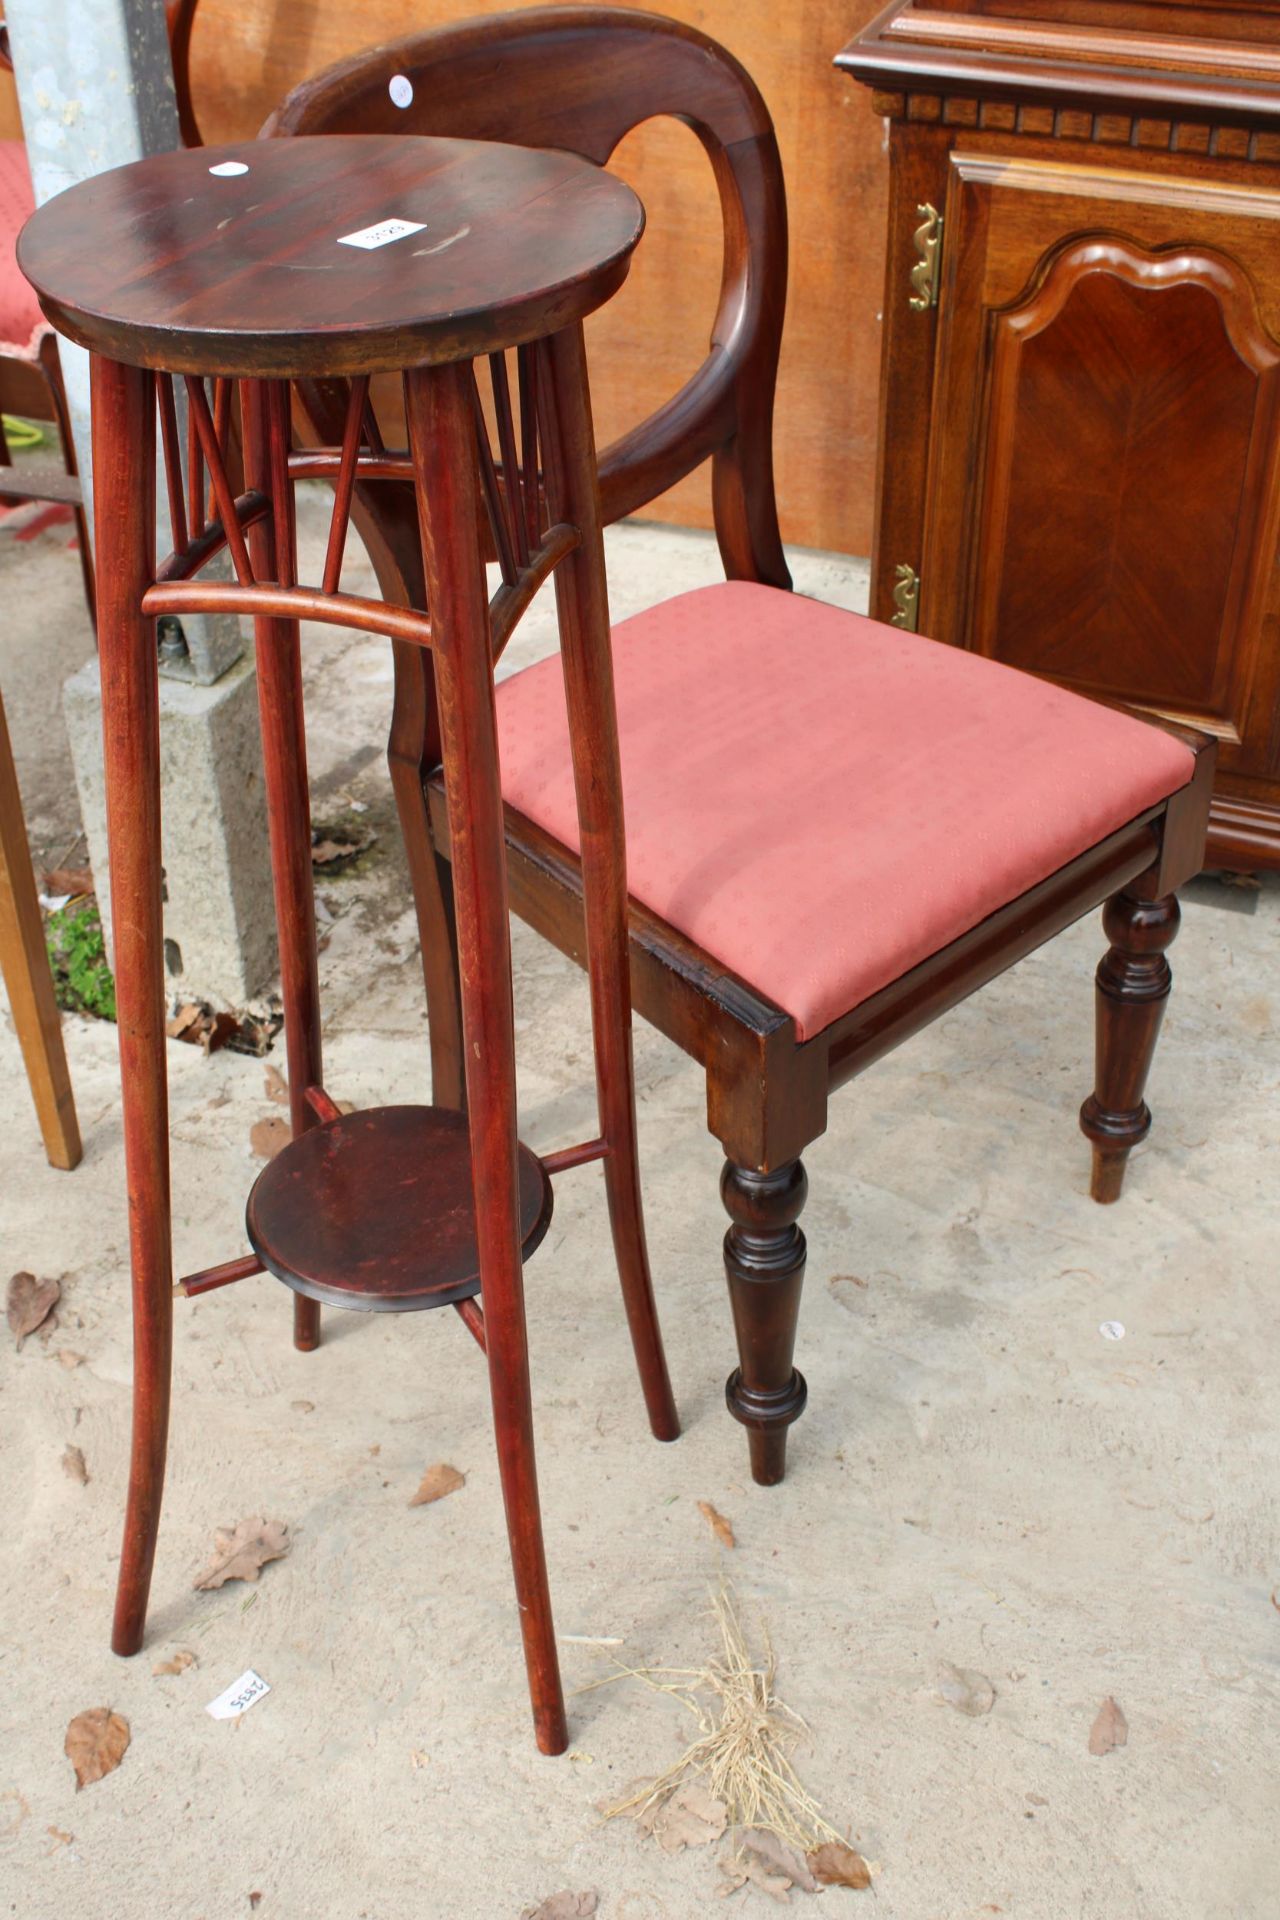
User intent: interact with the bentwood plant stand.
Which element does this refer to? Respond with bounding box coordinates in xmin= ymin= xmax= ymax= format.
xmin=18 ymin=132 xmax=678 ymax=1754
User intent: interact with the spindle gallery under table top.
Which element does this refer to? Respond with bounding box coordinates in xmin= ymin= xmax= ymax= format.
xmin=16 ymin=134 xmax=646 ymax=376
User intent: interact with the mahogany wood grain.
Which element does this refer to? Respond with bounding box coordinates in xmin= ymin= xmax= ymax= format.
xmin=19 ymin=135 xmax=645 ymax=380
xmin=0 ymin=685 xmax=81 ymax=1170
xmin=246 ymin=1105 xmax=554 ymax=1310
xmin=840 ymin=0 xmax=1280 ymax=866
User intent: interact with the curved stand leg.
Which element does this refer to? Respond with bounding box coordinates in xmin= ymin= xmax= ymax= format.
xmin=1080 ymin=888 xmax=1181 ymax=1204
xmin=406 ymin=360 xmax=566 ymax=1755
xmin=722 ymin=1158 xmax=808 ymax=1486
xmin=242 ymin=379 xmax=322 ymax=1352
xmin=539 ymin=325 xmax=678 ymax=1445
xmin=93 ymin=357 xmax=172 ymax=1656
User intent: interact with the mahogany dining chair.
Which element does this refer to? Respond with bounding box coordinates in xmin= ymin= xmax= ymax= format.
xmin=267 ymin=5 xmax=1214 ymax=1487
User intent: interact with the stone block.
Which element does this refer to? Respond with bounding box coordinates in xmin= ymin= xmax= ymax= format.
xmin=63 ymin=655 xmax=277 ymax=1006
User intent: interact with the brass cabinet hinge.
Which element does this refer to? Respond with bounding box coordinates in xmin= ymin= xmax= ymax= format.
xmin=909 ymin=202 xmax=943 ymax=311
xmin=890 ymin=562 xmax=920 ymax=631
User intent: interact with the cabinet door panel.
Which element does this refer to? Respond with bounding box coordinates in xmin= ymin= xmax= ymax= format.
xmin=923 ymin=154 xmax=1280 ymax=782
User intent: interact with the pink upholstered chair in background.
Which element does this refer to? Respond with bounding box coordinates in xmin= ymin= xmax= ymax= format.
xmin=0 ymin=1 xmax=202 ymax=626
xmin=0 ymin=136 xmax=95 ymax=624
xmin=269 ymin=6 xmax=1215 ymax=1487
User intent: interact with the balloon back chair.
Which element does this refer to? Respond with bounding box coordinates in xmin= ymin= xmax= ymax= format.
xmin=266 ymin=5 xmax=1214 ymax=1486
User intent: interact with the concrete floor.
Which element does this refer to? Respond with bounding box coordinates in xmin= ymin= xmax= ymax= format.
xmin=1 ymin=497 xmax=1277 ymax=1920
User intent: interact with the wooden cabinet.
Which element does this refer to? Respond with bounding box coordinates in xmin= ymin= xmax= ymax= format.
xmin=839 ymin=0 xmax=1280 ymax=868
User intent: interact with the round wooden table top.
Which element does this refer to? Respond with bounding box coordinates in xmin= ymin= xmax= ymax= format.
xmin=17 ymin=135 xmax=645 ymax=377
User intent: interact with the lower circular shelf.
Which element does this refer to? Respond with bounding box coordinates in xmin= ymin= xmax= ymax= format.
xmin=245 ymin=1104 xmax=553 ymax=1313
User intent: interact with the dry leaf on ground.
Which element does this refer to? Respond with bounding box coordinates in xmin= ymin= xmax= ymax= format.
xmin=311 ymin=823 xmax=375 ymax=871
xmin=56 ymin=1350 xmax=85 ymax=1369
xmin=807 ymin=1841 xmax=872 ymax=1889
xmin=8 ymin=1271 xmax=60 ymax=1348
xmin=409 ymin=1463 xmax=465 ymax=1507
xmin=153 ymin=1648 xmax=197 ymax=1676
xmin=937 ymin=1663 xmax=996 ymax=1717
xmin=249 ymin=1116 xmax=291 ymax=1161
xmin=1088 ymin=1696 xmax=1128 ymax=1755
xmin=719 ymin=1827 xmax=819 ymax=1899
xmin=698 ymin=1500 xmax=736 ymax=1549
xmin=193 ymin=1517 xmax=291 ymax=1590
xmin=65 ymin=1708 xmax=130 ymax=1789
xmin=638 ymin=1782 xmax=729 ymax=1853
xmin=166 ymin=1003 xmax=239 ymax=1053
xmin=61 ymin=1445 xmax=88 ymax=1485
xmin=264 ymin=1064 xmax=289 ymax=1105
xmin=519 ymin=1894 xmax=598 ymax=1919
xmin=42 ymin=865 xmax=94 ymax=899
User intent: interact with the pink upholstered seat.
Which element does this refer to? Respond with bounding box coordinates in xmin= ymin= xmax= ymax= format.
xmin=0 ymin=140 xmax=48 ymax=357
xmin=496 ymin=582 xmax=1194 ymax=1041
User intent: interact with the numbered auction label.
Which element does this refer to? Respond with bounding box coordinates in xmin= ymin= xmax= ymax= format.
xmin=206 ymin=1668 xmax=271 ymax=1720
xmin=337 ymin=218 xmax=426 ymax=251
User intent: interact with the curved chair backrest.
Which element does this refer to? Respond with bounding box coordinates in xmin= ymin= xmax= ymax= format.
xmin=264 ymin=5 xmax=790 ymax=588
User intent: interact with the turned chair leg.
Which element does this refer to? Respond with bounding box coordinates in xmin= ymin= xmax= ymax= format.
xmin=1080 ymin=887 xmax=1181 ymax=1204
xmin=722 ymin=1158 xmax=809 ymax=1486
xmin=0 ymin=689 xmax=82 ymax=1171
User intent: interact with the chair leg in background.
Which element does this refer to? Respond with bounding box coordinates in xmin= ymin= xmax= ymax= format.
xmin=538 ymin=323 xmax=678 ymax=1445
xmin=0 ymin=689 xmax=82 ymax=1170
xmin=242 ymin=377 xmax=322 ymax=1355
xmin=387 ymin=639 xmax=467 ymax=1111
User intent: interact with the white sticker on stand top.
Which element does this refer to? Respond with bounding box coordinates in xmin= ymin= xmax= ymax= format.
xmin=337 ymin=218 xmax=427 ymax=251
